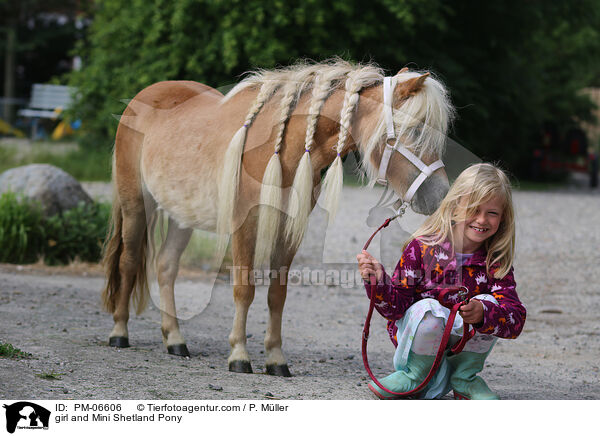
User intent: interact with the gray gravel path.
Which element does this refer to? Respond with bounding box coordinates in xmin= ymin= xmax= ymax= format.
xmin=1 ymin=185 xmax=599 ymax=400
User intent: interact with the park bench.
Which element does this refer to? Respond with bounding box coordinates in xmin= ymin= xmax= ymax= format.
xmin=17 ymin=84 xmax=76 ymax=139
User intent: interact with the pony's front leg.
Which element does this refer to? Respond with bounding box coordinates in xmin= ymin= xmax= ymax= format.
xmin=157 ymin=217 xmax=193 ymax=357
xmin=264 ymin=270 xmax=291 ymax=377
xmin=229 ymin=222 xmax=256 ymax=373
xmin=228 ymin=265 xmax=255 ymax=373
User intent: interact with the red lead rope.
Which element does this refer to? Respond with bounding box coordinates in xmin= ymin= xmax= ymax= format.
xmin=361 ymin=218 xmax=475 ymax=398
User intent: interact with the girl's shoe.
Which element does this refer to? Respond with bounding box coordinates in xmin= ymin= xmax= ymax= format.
xmin=368 ymin=352 xmax=435 ymax=399
xmin=447 ymin=351 xmax=499 ymax=400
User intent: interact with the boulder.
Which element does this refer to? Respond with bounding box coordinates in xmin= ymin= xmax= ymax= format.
xmin=0 ymin=164 xmax=92 ymax=216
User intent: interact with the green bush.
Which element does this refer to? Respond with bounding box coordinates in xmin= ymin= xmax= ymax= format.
xmin=44 ymin=202 xmax=111 ymax=265
xmin=0 ymin=192 xmax=110 ymax=265
xmin=0 ymin=192 xmax=45 ymax=264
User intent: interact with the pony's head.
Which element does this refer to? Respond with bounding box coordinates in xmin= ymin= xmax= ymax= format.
xmin=360 ymin=69 xmax=455 ymax=215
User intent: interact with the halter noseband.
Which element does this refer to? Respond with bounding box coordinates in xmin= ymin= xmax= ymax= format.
xmin=376 ymin=76 xmax=444 ymax=212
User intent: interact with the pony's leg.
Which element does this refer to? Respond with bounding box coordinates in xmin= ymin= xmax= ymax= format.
xmin=228 ymin=219 xmax=256 ymax=374
xmin=264 ymin=245 xmax=297 ymax=377
xmin=156 ymin=217 xmax=193 ymax=357
xmin=109 ymin=204 xmax=147 ymax=347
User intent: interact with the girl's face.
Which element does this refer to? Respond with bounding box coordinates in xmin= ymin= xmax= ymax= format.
xmin=453 ymin=196 xmax=504 ymax=253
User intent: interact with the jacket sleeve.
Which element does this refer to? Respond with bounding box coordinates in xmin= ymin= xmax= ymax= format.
xmin=475 ymin=267 xmax=526 ymax=339
xmin=364 ymin=238 xmax=422 ymax=321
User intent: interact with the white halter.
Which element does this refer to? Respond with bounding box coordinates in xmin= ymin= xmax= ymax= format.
xmin=376 ymin=76 xmax=445 ymax=209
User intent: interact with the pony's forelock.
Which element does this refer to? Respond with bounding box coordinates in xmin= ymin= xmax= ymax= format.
xmin=360 ymin=71 xmax=455 ymax=187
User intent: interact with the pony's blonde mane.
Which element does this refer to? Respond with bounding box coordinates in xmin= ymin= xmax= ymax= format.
xmin=217 ymin=59 xmax=454 ymax=268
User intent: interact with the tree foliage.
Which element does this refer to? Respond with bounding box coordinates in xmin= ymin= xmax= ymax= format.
xmin=0 ymin=0 xmax=81 ymax=95
xmin=68 ymin=0 xmax=600 ymax=176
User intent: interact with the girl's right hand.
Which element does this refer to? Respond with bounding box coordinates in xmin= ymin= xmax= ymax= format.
xmin=356 ymin=250 xmax=383 ymax=282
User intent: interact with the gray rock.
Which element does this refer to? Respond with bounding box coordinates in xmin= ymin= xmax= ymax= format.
xmin=0 ymin=164 xmax=92 ymax=216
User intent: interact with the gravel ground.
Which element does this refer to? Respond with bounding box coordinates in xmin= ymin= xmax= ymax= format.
xmin=1 ymin=184 xmax=599 ymax=400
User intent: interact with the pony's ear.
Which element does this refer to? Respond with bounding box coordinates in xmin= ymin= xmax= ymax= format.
xmin=397 ymin=67 xmax=409 ymax=74
xmin=394 ymin=72 xmax=430 ymax=100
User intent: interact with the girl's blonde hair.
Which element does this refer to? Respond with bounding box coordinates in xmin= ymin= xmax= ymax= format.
xmin=408 ymin=163 xmax=515 ymax=279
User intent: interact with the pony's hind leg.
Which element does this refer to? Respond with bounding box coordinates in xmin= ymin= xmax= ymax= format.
xmin=156 ymin=216 xmax=193 ymax=357
xmin=228 ymin=218 xmax=256 ymax=373
xmin=108 ymin=204 xmax=148 ymax=347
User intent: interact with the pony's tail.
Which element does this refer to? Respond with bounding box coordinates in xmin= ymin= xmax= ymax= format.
xmin=101 ymin=191 xmax=123 ymax=314
xmin=284 ymin=150 xmax=313 ymax=249
xmin=254 ymin=152 xmax=282 ymax=269
xmin=216 ymin=125 xmax=247 ymax=259
xmin=101 ymin=189 xmax=150 ymax=316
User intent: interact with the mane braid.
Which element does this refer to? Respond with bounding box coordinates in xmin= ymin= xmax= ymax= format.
xmin=284 ymin=69 xmax=338 ymax=248
xmin=216 ymin=81 xmax=280 ymax=261
xmin=253 ymin=80 xmax=303 ymax=269
xmin=320 ymin=69 xmax=366 ymax=224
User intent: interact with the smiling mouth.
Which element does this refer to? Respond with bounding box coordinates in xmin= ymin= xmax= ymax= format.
xmin=469 ymin=225 xmax=488 ymax=233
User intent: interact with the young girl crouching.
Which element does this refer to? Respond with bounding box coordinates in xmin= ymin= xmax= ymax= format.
xmin=357 ymin=163 xmax=526 ymax=400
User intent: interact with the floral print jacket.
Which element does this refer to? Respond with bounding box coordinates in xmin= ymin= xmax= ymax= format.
xmin=364 ymin=238 xmax=526 ymax=346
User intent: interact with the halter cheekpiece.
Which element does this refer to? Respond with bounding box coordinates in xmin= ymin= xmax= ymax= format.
xmin=375 ymin=76 xmax=445 ymax=215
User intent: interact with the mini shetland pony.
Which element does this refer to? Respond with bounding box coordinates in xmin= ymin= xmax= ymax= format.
xmin=101 ymin=59 xmax=453 ymax=376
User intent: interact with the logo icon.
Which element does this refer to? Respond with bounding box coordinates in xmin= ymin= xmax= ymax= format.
xmin=3 ymin=402 xmax=50 ymax=434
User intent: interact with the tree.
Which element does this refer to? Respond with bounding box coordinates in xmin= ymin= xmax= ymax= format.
xmin=68 ymin=0 xmax=600 ymax=177
xmin=0 ymin=0 xmax=82 ymax=124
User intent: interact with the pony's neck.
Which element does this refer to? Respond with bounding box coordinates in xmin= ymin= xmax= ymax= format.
xmin=307 ymin=84 xmax=381 ymax=176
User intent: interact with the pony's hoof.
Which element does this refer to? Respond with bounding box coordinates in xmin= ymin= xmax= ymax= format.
xmin=266 ymin=364 xmax=292 ymax=377
xmin=167 ymin=344 xmax=190 ymax=357
xmin=109 ymin=336 xmax=129 ymax=348
xmin=229 ymin=360 xmax=253 ymax=374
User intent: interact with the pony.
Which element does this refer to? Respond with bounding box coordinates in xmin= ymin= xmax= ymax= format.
xmin=101 ymin=59 xmax=454 ymax=376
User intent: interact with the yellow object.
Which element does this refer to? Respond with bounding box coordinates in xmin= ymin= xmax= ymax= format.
xmin=0 ymin=118 xmax=25 ymax=137
xmin=51 ymin=120 xmax=75 ymax=140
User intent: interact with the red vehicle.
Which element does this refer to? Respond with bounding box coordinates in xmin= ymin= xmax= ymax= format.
xmin=533 ymin=125 xmax=598 ymax=187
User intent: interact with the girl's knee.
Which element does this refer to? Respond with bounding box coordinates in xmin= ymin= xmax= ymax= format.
xmin=418 ymin=312 xmax=445 ymax=332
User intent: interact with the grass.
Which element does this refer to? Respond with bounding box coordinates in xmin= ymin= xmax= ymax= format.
xmin=35 ymin=371 xmax=64 ymax=380
xmin=152 ymin=217 xmax=233 ymax=271
xmin=0 ymin=141 xmax=111 ymax=181
xmin=180 ymin=231 xmax=229 ymax=269
xmin=0 ymin=342 xmax=32 ymax=359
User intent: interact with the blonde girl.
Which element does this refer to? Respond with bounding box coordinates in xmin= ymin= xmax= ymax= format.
xmin=357 ymin=163 xmax=526 ymax=399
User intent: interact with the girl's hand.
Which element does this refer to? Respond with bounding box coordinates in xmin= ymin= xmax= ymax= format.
xmin=356 ymin=250 xmax=383 ymax=282
xmin=459 ymin=300 xmax=484 ymax=324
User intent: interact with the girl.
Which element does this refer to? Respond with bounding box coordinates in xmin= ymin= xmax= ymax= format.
xmin=357 ymin=163 xmax=526 ymax=400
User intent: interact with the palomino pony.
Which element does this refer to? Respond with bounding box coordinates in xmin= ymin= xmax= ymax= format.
xmin=101 ymin=59 xmax=454 ymax=376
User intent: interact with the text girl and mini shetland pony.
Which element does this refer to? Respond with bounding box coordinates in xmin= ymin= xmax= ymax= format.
xmin=101 ymin=59 xmax=454 ymax=376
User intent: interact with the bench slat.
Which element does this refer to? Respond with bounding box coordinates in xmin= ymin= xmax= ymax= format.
xmin=27 ymin=84 xmax=75 ymax=110
xmin=17 ymin=108 xmax=58 ymax=119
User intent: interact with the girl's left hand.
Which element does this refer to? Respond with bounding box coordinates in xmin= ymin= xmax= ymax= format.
xmin=459 ymin=300 xmax=484 ymax=324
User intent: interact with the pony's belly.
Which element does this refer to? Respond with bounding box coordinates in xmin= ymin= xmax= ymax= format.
xmin=142 ymin=164 xmax=219 ymax=232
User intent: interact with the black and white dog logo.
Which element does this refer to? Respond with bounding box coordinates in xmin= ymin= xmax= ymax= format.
xmin=3 ymin=402 xmax=50 ymax=434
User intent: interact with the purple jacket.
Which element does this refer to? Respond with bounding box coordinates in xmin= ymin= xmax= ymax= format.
xmin=365 ymin=238 xmax=526 ymax=346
